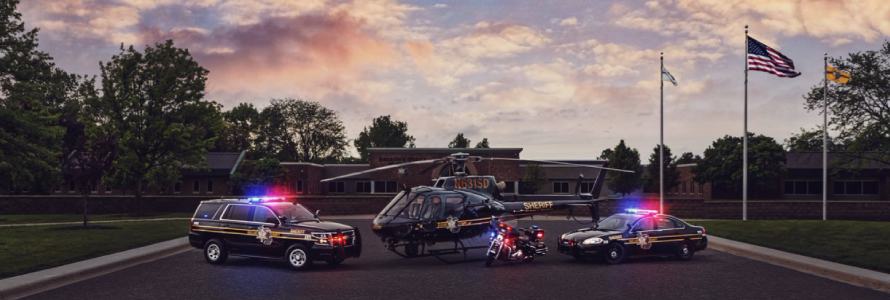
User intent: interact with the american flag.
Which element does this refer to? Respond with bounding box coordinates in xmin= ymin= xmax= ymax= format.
xmin=747 ymin=36 xmax=800 ymax=78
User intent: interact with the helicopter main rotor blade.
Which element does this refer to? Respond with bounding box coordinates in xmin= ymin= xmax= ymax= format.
xmin=482 ymin=157 xmax=635 ymax=173
xmin=320 ymin=159 xmax=444 ymax=182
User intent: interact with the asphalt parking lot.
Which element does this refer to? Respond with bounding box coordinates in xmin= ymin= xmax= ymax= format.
xmin=24 ymin=219 xmax=889 ymax=300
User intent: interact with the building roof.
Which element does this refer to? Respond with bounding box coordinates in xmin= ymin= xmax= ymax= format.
xmin=786 ymin=152 xmax=889 ymax=169
xmin=181 ymin=151 xmax=245 ymax=176
xmin=368 ymin=147 xmax=523 ymax=154
xmin=323 ymin=164 xmax=371 ymax=179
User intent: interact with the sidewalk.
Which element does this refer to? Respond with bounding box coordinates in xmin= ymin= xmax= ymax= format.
xmin=0 ymin=237 xmax=191 ymax=300
xmin=708 ymin=235 xmax=890 ymax=293
xmin=0 ymin=218 xmax=190 ymax=228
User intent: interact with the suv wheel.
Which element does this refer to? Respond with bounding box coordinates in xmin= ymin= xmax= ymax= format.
xmin=286 ymin=244 xmax=313 ymax=270
xmin=204 ymin=239 xmax=228 ymax=264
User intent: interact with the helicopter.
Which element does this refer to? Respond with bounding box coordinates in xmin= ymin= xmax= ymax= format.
xmin=319 ymin=152 xmax=633 ymax=261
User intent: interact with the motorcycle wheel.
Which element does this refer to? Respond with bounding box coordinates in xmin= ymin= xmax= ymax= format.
xmin=522 ymin=255 xmax=535 ymax=263
xmin=485 ymin=252 xmax=495 ymax=267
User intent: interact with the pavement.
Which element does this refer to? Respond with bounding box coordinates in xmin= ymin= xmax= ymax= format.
xmin=3 ymin=219 xmax=888 ymax=300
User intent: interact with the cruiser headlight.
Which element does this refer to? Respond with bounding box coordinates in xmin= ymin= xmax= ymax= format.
xmin=582 ymin=237 xmax=606 ymax=245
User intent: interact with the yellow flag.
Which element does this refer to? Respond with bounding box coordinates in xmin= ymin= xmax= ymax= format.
xmin=826 ymin=65 xmax=851 ymax=84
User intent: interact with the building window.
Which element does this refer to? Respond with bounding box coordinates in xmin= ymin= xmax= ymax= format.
xmin=90 ymin=184 xmax=98 ymax=194
xmin=68 ymin=181 xmax=76 ymax=193
xmin=690 ymin=182 xmax=695 ymax=194
xmin=356 ymin=181 xmax=371 ymax=193
xmin=54 ymin=185 xmax=61 ymax=193
xmin=193 ymin=180 xmax=200 ymax=194
xmin=374 ymin=181 xmax=398 ymax=193
xmin=578 ymin=182 xmax=594 ymax=194
xmin=207 ymin=180 xmax=213 ymax=193
xmin=329 ymin=181 xmax=345 ymax=193
xmin=784 ymin=180 xmax=822 ymax=195
xmin=682 ymin=182 xmax=687 ymax=194
xmin=295 ymin=180 xmax=304 ymax=194
xmin=105 ymin=185 xmax=112 ymax=193
xmin=174 ymin=182 xmax=181 ymax=194
xmin=504 ymin=181 xmax=517 ymax=194
xmin=834 ymin=181 xmax=878 ymax=195
xmin=553 ymin=182 xmax=570 ymax=194
xmin=699 ymin=184 xmax=704 ymax=195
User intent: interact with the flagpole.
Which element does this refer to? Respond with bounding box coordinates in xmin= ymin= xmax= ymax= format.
xmin=823 ymin=53 xmax=828 ymax=221
xmin=660 ymin=52 xmax=665 ymax=214
xmin=743 ymin=25 xmax=748 ymax=221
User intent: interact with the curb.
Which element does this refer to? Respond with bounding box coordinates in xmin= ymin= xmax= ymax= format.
xmin=708 ymin=235 xmax=890 ymax=294
xmin=0 ymin=237 xmax=192 ymax=300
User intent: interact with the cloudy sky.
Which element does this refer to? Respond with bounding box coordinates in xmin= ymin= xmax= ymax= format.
xmin=21 ymin=0 xmax=890 ymax=159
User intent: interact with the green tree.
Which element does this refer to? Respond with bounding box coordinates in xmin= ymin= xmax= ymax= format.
xmin=521 ymin=162 xmax=548 ymax=194
xmin=353 ymin=115 xmax=416 ymax=162
xmin=230 ymin=158 xmax=287 ymax=195
xmin=693 ymin=133 xmax=786 ymax=199
xmin=64 ymin=133 xmax=117 ymax=227
xmin=803 ymin=42 xmax=890 ymax=166
xmin=448 ymin=133 xmax=471 ymax=148
xmin=0 ymin=0 xmax=82 ymax=192
xmin=600 ymin=140 xmax=642 ymax=195
xmin=86 ymin=40 xmax=223 ymax=214
xmin=784 ymin=127 xmax=846 ymax=152
xmin=259 ymin=98 xmax=347 ymax=163
xmin=474 ymin=138 xmax=490 ymax=148
xmin=676 ymin=152 xmax=702 ymax=164
xmin=215 ymin=103 xmax=260 ymax=153
xmin=644 ymin=144 xmax=679 ymax=193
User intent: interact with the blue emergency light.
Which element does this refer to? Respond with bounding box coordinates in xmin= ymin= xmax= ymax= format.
xmin=626 ymin=208 xmax=658 ymax=215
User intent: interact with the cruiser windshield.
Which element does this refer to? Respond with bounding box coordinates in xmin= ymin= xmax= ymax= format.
xmin=267 ymin=203 xmax=317 ymax=222
xmin=597 ymin=215 xmax=636 ymax=231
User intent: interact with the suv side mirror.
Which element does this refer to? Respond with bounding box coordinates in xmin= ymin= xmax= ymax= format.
xmin=265 ymin=217 xmax=279 ymax=226
xmin=627 ymin=223 xmax=635 ymax=232
xmin=315 ymin=210 xmax=321 ymax=217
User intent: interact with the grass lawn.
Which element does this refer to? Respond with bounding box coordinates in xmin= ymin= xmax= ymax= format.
xmin=0 ymin=212 xmax=192 ymax=225
xmin=690 ymin=220 xmax=890 ymax=274
xmin=0 ymin=220 xmax=188 ymax=279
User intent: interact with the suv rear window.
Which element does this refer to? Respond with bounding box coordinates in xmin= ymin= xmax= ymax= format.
xmin=194 ymin=203 xmax=222 ymax=219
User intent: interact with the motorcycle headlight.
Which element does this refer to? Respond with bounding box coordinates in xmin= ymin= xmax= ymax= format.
xmin=560 ymin=233 xmax=569 ymax=240
xmin=582 ymin=237 xmax=606 ymax=245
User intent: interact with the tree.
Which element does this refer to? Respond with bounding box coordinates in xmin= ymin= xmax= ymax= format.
xmin=474 ymin=138 xmax=490 ymax=148
xmin=521 ymin=162 xmax=548 ymax=194
xmin=600 ymin=140 xmax=642 ymax=195
xmin=0 ymin=0 xmax=81 ymax=192
xmin=353 ymin=115 xmax=415 ymax=162
xmin=448 ymin=133 xmax=471 ymax=148
xmin=86 ymin=40 xmax=223 ymax=214
xmin=693 ymin=133 xmax=786 ymax=199
xmin=259 ymin=98 xmax=347 ymax=163
xmin=644 ymin=144 xmax=679 ymax=193
xmin=676 ymin=152 xmax=702 ymax=164
xmin=784 ymin=126 xmax=846 ymax=152
xmin=803 ymin=42 xmax=890 ymax=167
xmin=65 ymin=133 xmax=117 ymax=227
xmin=215 ymin=103 xmax=260 ymax=153
xmin=230 ymin=158 xmax=287 ymax=195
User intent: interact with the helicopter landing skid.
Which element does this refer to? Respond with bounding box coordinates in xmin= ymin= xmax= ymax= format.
xmin=387 ymin=240 xmax=488 ymax=264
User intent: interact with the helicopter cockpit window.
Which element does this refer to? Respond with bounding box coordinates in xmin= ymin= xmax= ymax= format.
xmin=443 ymin=197 xmax=464 ymax=217
xmin=400 ymin=195 xmax=426 ymax=219
xmin=422 ymin=196 xmax=443 ymax=219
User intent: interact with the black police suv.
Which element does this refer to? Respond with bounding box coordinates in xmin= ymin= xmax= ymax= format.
xmin=557 ymin=209 xmax=707 ymax=264
xmin=188 ymin=198 xmax=361 ymax=270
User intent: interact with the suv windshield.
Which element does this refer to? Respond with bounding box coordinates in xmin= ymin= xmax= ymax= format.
xmin=266 ymin=203 xmax=317 ymax=222
xmin=597 ymin=215 xmax=636 ymax=231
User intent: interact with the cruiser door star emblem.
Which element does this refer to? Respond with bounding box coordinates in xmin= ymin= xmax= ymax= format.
xmin=637 ymin=232 xmax=652 ymax=250
xmin=256 ymin=226 xmax=273 ymax=245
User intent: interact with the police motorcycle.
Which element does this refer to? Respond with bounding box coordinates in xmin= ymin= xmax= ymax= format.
xmin=485 ymin=214 xmax=547 ymax=267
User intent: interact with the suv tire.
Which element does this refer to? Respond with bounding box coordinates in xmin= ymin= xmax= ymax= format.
xmin=204 ymin=239 xmax=228 ymax=264
xmin=286 ymin=244 xmax=313 ymax=270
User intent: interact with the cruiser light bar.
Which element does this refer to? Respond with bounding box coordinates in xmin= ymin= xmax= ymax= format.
xmin=626 ymin=208 xmax=658 ymax=215
xmin=246 ymin=197 xmax=287 ymax=203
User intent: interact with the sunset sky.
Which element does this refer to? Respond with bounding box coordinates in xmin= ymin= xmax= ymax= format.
xmin=20 ymin=0 xmax=890 ymax=159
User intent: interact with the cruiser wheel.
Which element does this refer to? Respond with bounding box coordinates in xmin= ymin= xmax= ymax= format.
xmin=675 ymin=241 xmax=695 ymax=261
xmin=203 ymin=239 xmax=228 ymax=264
xmin=603 ymin=243 xmax=626 ymax=265
xmin=286 ymin=244 xmax=313 ymax=270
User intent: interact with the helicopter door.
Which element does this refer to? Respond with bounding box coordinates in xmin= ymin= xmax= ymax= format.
xmin=442 ymin=196 xmax=465 ymax=219
xmin=419 ymin=196 xmax=443 ymax=231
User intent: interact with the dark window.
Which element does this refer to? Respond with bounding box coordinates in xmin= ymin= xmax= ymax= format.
xmin=252 ymin=207 xmax=277 ymax=224
xmin=207 ymin=180 xmax=213 ymax=193
xmin=403 ymin=196 xmax=425 ymax=219
xmin=54 ymin=185 xmax=61 ymax=193
xmin=553 ymin=182 xmax=569 ymax=194
xmin=444 ymin=197 xmax=465 ymax=217
xmin=328 ymin=182 xmax=345 ymax=193
xmin=174 ymin=182 xmax=181 ymax=193
xmin=834 ymin=181 xmax=846 ymax=194
xmin=224 ymin=205 xmax=252 ymax=221
xmin=68 ymin=181 xmax=76 ymax=192
xmin=91 ymin=184 xmax=97 ymax=193
xmin=422 ymin=196 xmax=443 ymax=219
xmin=356 ymin=181 xmax=371 ymax=193
xmin=105 ymin=185 xmax=112 ymax=193
xmin=655 ymin=217 xmax=674 ymax=230
xmin=670 ymin=218 xmax=686 ymax=228
xmin=194 ymin=203 xmax=222 ymax=219
xmin=690 ymin=182 xmax=695 ymax=194
xmin=847 ymin=181 xmax=862 ymax=194
xmin=193 ymin=180 xmax=200 ymax=193
xmin=794 ymin=181 xmax=807 ymax=194
xmin=808 ymin=181 xmax=823 ymax=195
xmin=295 ymin=180 xmax=303 ymax=193
xmin=863 ymin=181 xmax=879 ymax=195
xmin=633 ymin=217 xmax=655 ymax=231
xmin=682 ymin=182 xmax=687 ymax=194
xmin=386 ymin=181 xmax=397 ymax=193
xmin=504 ymin=181 xmax=517 ymax=193
xmin=786 ymin=180 xmax=821 ymax=195
xmin=374 ymin=181 xmax=398 ymax=193
xmin=699 ymin=184 xmax=704 ymax=195
xmin=579 ymin=182 xmax=593 ymax=194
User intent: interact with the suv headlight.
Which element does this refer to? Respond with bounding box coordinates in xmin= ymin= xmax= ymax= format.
xmin=312 ymin=232 xmax=332 ymax=244
xmin=582 ymin=237 xmax=606 ymax=245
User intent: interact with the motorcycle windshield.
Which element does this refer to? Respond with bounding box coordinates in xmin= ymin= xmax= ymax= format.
xmin=496 ymin=213 xmax=519 ymax=229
